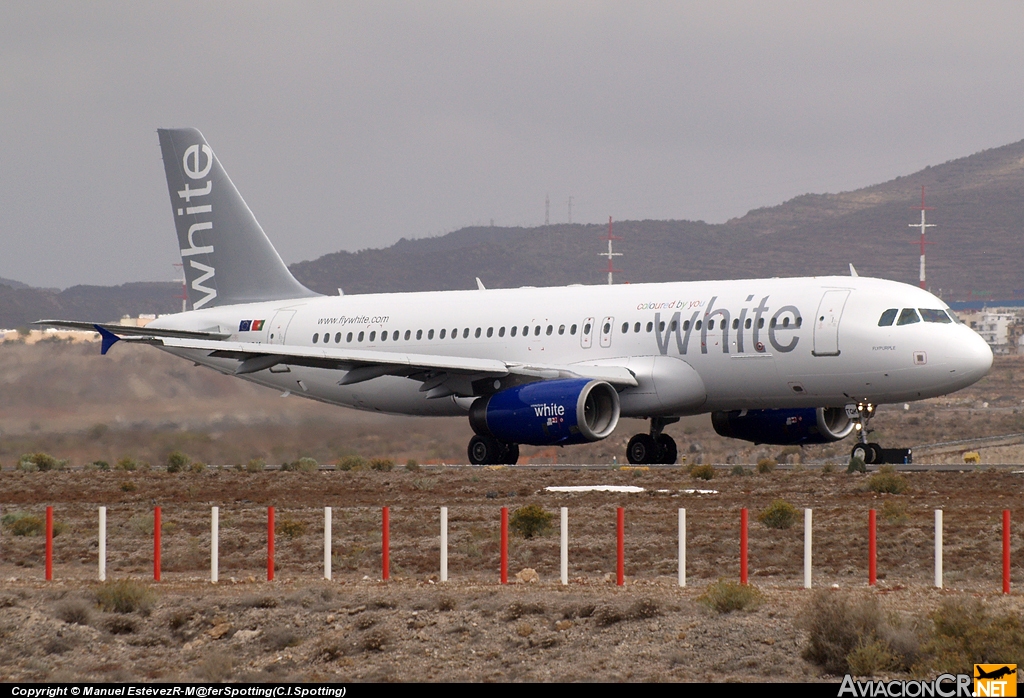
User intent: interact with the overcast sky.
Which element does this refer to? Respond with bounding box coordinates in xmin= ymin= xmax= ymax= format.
xmin=3 ymin=2 xmax=1024 ymax=288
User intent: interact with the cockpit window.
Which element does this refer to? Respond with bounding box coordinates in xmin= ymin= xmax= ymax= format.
xmin=878 ymin=309 xmax=898 ymax=327
xmin=897 ymin=308 xmax=921 ymax=326
xmin=919 ymin=309 xmax=952 ymax=324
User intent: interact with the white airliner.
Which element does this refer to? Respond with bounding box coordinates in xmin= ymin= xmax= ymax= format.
xmin=40 ymin=129 xmax=994 ymax=465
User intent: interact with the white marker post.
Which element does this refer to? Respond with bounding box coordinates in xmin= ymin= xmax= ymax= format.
xmin=935 ymin=509 xmax=943 ymax=589
xmin=560 ymin=507 xmax=568 ymax=585
xmin=440 ymin=507 xmax=448 ymax=583
xmin=98 ymin=507 xmax=107 ymax=582
xmin=324 ymin=507 xmax=332 ymax=581
xmin=211 ymin=506 xmax=219 ymax=584
xmin=678 ymin=508 xmax=686 ymax=587
xmin=804 ymin=508 xmax=812 ymax=589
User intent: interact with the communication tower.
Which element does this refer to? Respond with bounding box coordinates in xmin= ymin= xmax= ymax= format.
xmin=545 ymin=193 xmax=550 ymax=225
xmin=599 ymin=216 xmax=623 ymax=285
xmin=909 ymin=186 xmax=936 ymax=290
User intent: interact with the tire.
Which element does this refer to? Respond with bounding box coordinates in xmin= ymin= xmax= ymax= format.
xmin=468 ymin=435 xmax=502 ymax=465
xmin=627 ymin=434 xmax=659 ymax=465
xmin=502 ymin=443 xmax=520 ymax=465
xmin=656 ymin=434 xmax=678 ymax=465
xmin=851 ymin=443 xmax=869 ymax=463
xmin=867 ymin=443 xmax=882 ymax=465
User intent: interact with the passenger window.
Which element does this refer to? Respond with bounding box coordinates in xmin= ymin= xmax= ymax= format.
xmin=708 ymin=320 xmax=715 ymax=330
xmin=381 ymin=331 xmax=387 ymax=342
xmin=758 ymin=318 xmax=764 ymax=329
xmin=474 ymin=328 xmax=481 ymax=338
xmin=745 ymin=318 xmax=752 ymax=329
xmin=511 ymin=326 xmax=518 ymax=337
xmin=499 ymin=327 xmax=506 ymax=337
xmin=369 ymin=331 xmax=376 ymax=341
xmin=920 ymin=309 xmax=952 ymax=324
xmin=487 ymin=327 xmax=493 ymax=338
xmin=658 ymin=321 xmax=665 ymax=331
xmin=602 ymin=323 xmax=610 ymax=334
xmin=782 ymin=317 xmax=790 ymax=328
xmin=464 ymin=328 xmax=470 ymax=338
xmin=335 ymin=332 xmax=341 ymax=343
xmin=523 ymin=326 xmax=529 ymax=336
xmin=416 ymin=330 xmax=422 ymax=340
xmin=621 ymin=322 xmax=628 ymax=334
xmin=404 ymin=330 xmax=410 ymax=340
xmin=695 ymin=320 xmax=702 ymax=330
xmin=346 ymin=332 xmax=353 ymax=342
xmin=393 ymin=331 xmax=399 ymax=341
xmin=897 ymin=308 xmax=921 ymax=326
xmin=313 ymin=333 xmax=319 ymax=343
xmin=558 ymin=325 xmax=565 ymax=335
xmin=440 ymin=329 xmax=446 ymax=339
xmin=570 ymin=324 xmax=578 ymax=335
xmin=796 ymin=317 xmax=803 ymax=328
xmin=646 ymin=322 xmax=653 ymax=332
xmin=732 ymin=319 xmax=739 ymax=330
xmin=878 ymin=309 xmax=897 ymax=326
xmin=583 ymin=323 xmax=591 ymax=334
xmin=428 ymin=329 xmax=434 ymax=339
xmin=770 ymin=318 xmax=776 ymax=328
xmin=535 ymin=326 xmax=541 ymax=336
xmin=683 ymin=320 xmax=690 ymax=331
xmin=633 ymin=322 xmax=640 ymax=333
xmin=358 ymin=331 xmax=364 ymax=342
xmin=546 ymin=325 xmax=553 ymax=335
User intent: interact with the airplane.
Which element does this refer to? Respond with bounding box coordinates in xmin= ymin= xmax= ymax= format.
xmin=39 ymin=128 xmax=994 ymax=466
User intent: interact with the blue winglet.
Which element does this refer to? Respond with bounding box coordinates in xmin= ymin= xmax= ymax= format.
xmin=95 ymin=325 xmax=120 ymax=355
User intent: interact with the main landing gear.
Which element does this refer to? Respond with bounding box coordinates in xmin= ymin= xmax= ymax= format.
xmin=848 ymin=402 xmax=913 ymax=465
xmin=626 ymin=417 xmax=680 ymax=465
xmin=468 ymin=435 xmax=520 ymax=465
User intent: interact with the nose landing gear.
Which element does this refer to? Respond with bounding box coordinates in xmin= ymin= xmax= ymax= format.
xmin=468 ymin=435 xmax=520 ymax=465
xmin=626 ymin=417 xmax=679 ymax=465
xmin=848 ymin=402 xmax=912 ymax=465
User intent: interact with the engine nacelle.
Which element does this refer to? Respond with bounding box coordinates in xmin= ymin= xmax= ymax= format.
xmin=711 ymin=407 xmax=855 ymax=445
xmin=469 ymin=378 xmax=620 ymax=446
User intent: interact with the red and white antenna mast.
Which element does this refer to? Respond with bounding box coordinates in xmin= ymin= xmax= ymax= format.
xmin=599 ymin=216 xmax=623 ymax=285
xmin=909 ymin=186 xmax=936 ymax=290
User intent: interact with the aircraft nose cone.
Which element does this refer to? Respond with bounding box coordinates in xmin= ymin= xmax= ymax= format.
xmin=961 ymin=330 xmax=993 ymax=383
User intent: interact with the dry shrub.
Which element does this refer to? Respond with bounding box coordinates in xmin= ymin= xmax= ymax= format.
xmin=276 ymin=517 xmax=307 ymax=539
xmin=95 ymin=579 xmax=154 ymax=615
xmin=503 ymin=602 xmax=545 ymax=621
xmin=405 ymin=459 xmax=420 ymax=471
xmin=369 ymin=457 xmax=394 ymax=471
xmin=197 ymin=651 xmax=233 ymax=682
xmin=758 ymin=499 xmax=799 ymax=530
xmin=166 ymin=451 xmax=190 ymax=473
xmin=509 ymin=504 xmax=553 ymax=539
xmin=628 ymin=599 xmax=660 ymax=620
xmin=698 ymin=579 xmax=764 ymax=614
xmin=115 ymin=457 xmax=139 ymax=472
xmin=920 ymin=599 xmax=1024 ymax=675
xmin=802 ymin=590 xmax=918 ymax=676
xmin=867 ymin=467 xmax=908 ymax=494
xmin=690 ymin=464 xmax=715 ymax=481
xmin=240 ymin=594 xmax=278 ymax=609
xmin=246 ymin=457 xmax=265 ymax=473
xmin=105 ymin=616 xmax=138 ymax=634
xmin=880 ymin=500 xmax=908 ymax=523
xmin=756 ymin=458 xmax=777 ymax=474
xmin=437 ymin=596 xmax=456 ymax=612
xmin=18 ymin=452 xmax=65 ymax=472
xmin=120 ymin=480 xmax=137 ymax=492
xmin=847 ymin=457 xmax=866 ymax=474
xmin=189 ymin=461 xmax=206 ymax=474
xmin=55 ymin=599 xmax=92 ymax=625
xmin=821 ymin=461 xmax=838 ymax=474
xmin=263 ymin=627 xmax=302 ymax=650
xmin=2 ymin=511 xmax=66 ymax=537
xmin=337 ymin=455 xmax=368 ymax=471
xmin=594 ymin=605 xmax=625 ymax=627
xmin=730 ymin=465 xmax=747 ymax=476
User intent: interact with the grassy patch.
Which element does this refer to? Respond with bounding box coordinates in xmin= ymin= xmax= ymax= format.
xmin=698 ymin=579 xmax=764 ymax=614
xmin=509 ymin=504 xmax=553 ymax=539
xmin=758 ymin=499 xmax=799 ymax=530
xmin=690 ymin=464 xmax=714 ymax=480
xmin=95 ymin=579 xmax=155 ymax=615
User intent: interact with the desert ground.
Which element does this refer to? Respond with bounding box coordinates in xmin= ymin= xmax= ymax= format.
xmin=1 ymin=339 xmax=1023 ymax=682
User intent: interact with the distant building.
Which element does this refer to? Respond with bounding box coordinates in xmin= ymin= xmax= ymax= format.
xmin=959 ymin=308 xmax=1024 ymax=355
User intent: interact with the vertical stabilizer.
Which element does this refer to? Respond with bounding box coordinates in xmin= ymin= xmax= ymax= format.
xmin=157 ymin=128 xmax=319 ymax=309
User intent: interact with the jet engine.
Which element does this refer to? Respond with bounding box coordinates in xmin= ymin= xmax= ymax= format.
xmin=469 ymin=378 xmax=620 ymax=446
xmin=711 ymin=407 xmax=855 ymax=445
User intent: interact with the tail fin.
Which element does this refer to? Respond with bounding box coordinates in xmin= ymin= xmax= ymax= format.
xmin=157 ymin=128 xmax=319 ymax=309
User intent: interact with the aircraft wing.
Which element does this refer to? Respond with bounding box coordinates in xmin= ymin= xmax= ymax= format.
xmin=52 ymin=324 xmax=638 ymax=397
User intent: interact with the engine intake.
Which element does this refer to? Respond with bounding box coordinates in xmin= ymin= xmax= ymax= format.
xmin=711 ymin=407 xmax=854 ymax=445
xmin=469 ymin=378 xmax=620 ymax=446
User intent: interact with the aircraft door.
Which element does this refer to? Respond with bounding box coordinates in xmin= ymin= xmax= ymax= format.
xmin=599 ymin=316 xmax=614 ymax=348
xmin=812 ymin=290 xmax=850 ymax=357
xmin=268 ymin=309 xmax=297 ymax=345
xmin=580 ymin=317 xmax=595 ymax=349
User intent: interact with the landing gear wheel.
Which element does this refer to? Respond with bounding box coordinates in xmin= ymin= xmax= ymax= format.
xmin=627 ymin=434 xmax=659 ymax=465
xmin=502 ymin=443 xmax=520 ymax=465
xmin=468 ymin=435 xmax=503 ymax=465
xmin=656 ymin=434 xmax=678 ymax=465
xmin=851 ymin=443 xmax=870 ymax=463
xmin=867 ymin=443 xmax=882 ymax=465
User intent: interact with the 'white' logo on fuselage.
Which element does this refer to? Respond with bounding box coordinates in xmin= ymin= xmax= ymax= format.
xmin=177 ymin=144 xmax=216 ymax=309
